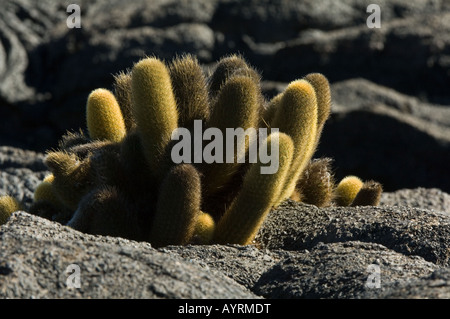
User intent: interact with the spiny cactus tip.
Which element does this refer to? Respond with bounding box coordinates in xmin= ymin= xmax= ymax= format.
xmin=335 ymin=175 xmax=364 ymax=206
xmin=193 ymin=212 xmax=216 ymax=244
xmin=86 ymin=88 xmax=126 ymax=142
xmin=0 ymin=195 xmax=21 ymax=225
xmin=351 ymin=180 xmax=383 ymax=206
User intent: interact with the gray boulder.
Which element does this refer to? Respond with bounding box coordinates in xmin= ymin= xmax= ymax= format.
xmin=253 ymin=241 xmax=439 ymax=299
xmin=0 ymin=211 xmax=258 ymax=299
xmin=257 ymin=200 xmax=450 ymax=267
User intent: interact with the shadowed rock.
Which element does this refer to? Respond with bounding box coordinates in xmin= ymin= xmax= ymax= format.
xmin=256 ymin=200 xmax=450 ymax=267
xmin=0 ymin=211 xmax=258 ymax=299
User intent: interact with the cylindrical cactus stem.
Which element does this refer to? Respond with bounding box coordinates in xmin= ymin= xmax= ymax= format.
xmin=131 ymin=57 xmax=179 ymax=178
xmin=272 ymin=79 xmax=319 ymax=205
xmin=213 ymin=132 xmax=294 ymax=245
xmin=261 ymin=92 xmax=283 ymax=128
xmin=192 ymin=211 xmax=216 ymax=244
xmin=67 ymin=186 xmax=140 ymax=240
xmin=351 ymin=180 xmax=383 ymax=206
xmin=30 ymin=175 xmax=73 ymax=224
xmin=58 ymin=130 xmax=91 ymax=151
xmin=334 ymin=175 xmax=364 ymax=206
xmin=86 ymin=88 xmax=127 ymax=142
xmin=0 ymin=195 xmax=22 ymax=225
xmin=202 ymin=75 xmax=260 ymax=196
xmin=149 ymin=164 xmax=202 ymax=248
xmin=304 ymin=73 xmax=332 ymax=148
xmin=169 ymin=54 xmax=210 ymax=129
xmin=45 ymin=151 xmax=94 ymax=211
xmin=33 ymin=177 xmax=64 ymax=209
xmin=113 ymin=71 xmax=135 ymax=131
xmin=208 ymin=54 xmax=252 ymax=98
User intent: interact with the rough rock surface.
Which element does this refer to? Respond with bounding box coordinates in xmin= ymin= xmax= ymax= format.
xmin=381 ymin=188 xmax=450 ymax=216
xmin=0 ymin=212 xmax=258 ymax=299
xmin=361 ymin=268 xmax=450 ymax=299
xmin=257 ymin=200 xmax=450 ymax=267
xmin=253 ymin=241 xmax=439 ymax=299
xmin=1 ymin=201 xmax=449 ymax=298
xmin=1 ymin=0 xmax=450 ymax=299
xmin=0 ymin=146 xmax=48 ymax=206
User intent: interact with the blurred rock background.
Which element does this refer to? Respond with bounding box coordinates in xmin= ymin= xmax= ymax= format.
xmin=1 ymin=0 xmax=449 ymax=193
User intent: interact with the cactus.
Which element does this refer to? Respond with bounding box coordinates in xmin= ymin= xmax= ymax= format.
xmin=351 ymin=180 xmax=383 ymax=206
xmin=192 ymin=212 xmax=216 ymax=244
xmin=45 ymin=151 xmax=95 ymax=210
xmin=304 ymin=73 xmax=332 ymax=148
xmin=202 ymin=75 xmax=260 ymax=197
xmin=30 ymin=177 xmax=73 ymax=224
xmin=208 ymin=54 xmax=254 ymax=97
xmin=149 ymin=164 xmax=201 ymax=247
xmin=0 ymin=195 xmax=21 ymax=225
xmin=214 ymin=132 xmax=294 ymax=245
xmin=67 ymin=185 xmax=141 ymax=239
xmin=33 ymin=178 xmax=62 ymax=208
xmin=272 ymin=80 xmax=319 ymax=206
xmin=113 ymin=71 xmax=135 ymax=131
xmin=295 ymin=158 xmax=335 ymax=207
xmin=334 ymin=175 xmax=364 ymax=207
xmin=27 ymin=53 xmax=382 ymax=247
xmin=131 ymin=57 xmax=179 ymax=178
xmin=169 ymin=55 xmax=210 ymax=128
xmin=86 ymin=88 xmax=127 ymax=142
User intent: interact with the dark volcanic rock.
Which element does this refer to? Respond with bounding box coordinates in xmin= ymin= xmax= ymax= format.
xmin=361 ymin=268 xmax=450 ymax=299
xmin=0 ymin=146 xmax=48 ymax=206
xmin=270 ymin=11 xmax=450 ymax=104
xmin=1 ymin=210 xmax=448 ymax=299
xmin=256 ymin=200 xmax=450 ymax=267
xmin=253 ymin=241 xmax=438 ymax=299
xmin=0 ymin=212 xmax=257 ymax=299
xmin=159 ymin=244 xmax=290 ymax=290
xmin=316 ymin=103 xmax=450 ymax=193
xmin=313 ymin=79 xmax=450 ymax=193
xmin=381 ymin=188 xmax=450 ymax=215
xmin=1 ymin=187 xmax=450 ymax=298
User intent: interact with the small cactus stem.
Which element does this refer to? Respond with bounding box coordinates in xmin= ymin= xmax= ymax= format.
xmin=351 ymin=180 xmax=383 ymax=206
xmin=272 ymin=79 xmax=319 ymax=205
xmin=45 ymin=151 xmax=94 ymax=211
xmin=0 ymin=196 xmax=21 ymax=225
xmin=33 ymin=180 xmax=64 ymax=209
xmin=304 ymin=73 xmax=332 ymax=148
xmin=113 ymin=71 xmax=135 ymax=131
xmin=213 ymin=132 xmax=294 ymax=245
xmin=294 ymin=158 xmax=335 ymax=207
xmin=208 ymin=54 xmax=251 ymax=98
xmin=86 ymin=88 xmax=127 ymax=142
xmin=335 ymin=175 xmax=364 ymax=206
xmin=202 ymin=75 xmax=260 ymax=196
xmin=131 ymin=57 xmax=179 ymax=178
xmin=192 ymin=211 xmax=216 ymax=244
xmin=149 ymin=164 xmax=201 ymax=247
xmin=169 ymin=54 xmax=210 ymax=128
